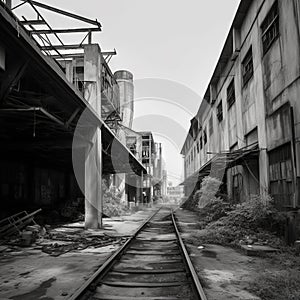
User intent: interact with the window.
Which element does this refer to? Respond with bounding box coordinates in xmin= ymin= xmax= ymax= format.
xmin=209 ymin=116 xmax=213 ymax=136
xmin=217 ymin=101 xmax=223 ymax=122
xmin=242 ymin=47 xmax=253 ymax=85
xmin=269 ymin=143 xmax=293 ymax=209
xmin=200 ymin=136 xmax=203 ymax=150
xmin=227 ymin=79 xmax=235 ymax=109
xmin=203 ymin=129 xmax=207 ymax=144
xmin=261 ymin=1 xmax=279 ymax=54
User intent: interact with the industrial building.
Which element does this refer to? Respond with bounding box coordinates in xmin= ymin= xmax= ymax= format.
xmin=181 ymin=0 xmax=300 ymax=211
xmin=0 ymin=0 xmax=147 ymax=228
xmin=167 ymin=184 xmax=184 ymax=204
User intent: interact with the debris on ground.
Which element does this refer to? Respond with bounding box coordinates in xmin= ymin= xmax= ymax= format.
xmin=0 ymin=209 xmax=128 ymax=256
xmin=0 ymin=223 xmax=127 ymax=256
xmin=0 ymin=209 xmax=42 ymax=239
xmin=39 ymin=230 xmax=127 ymax=256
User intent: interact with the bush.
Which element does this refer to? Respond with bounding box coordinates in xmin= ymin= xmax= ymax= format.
xmin=211 ymin=194 xmax=286 ymax=233
xmin=196 ymin=198 xmax=234 ymax=229
xmin=102 ymin=180 xmax=129 ymax=217
xmin=198 ymin=176 xmax=223 ymax=208
xmin=188 ymin=193 xmax=287 ymax=248
xmin=181 ymin=194 xmax=198 ymax=210
xmin=181 ymin=176 xmax=223 ymax=210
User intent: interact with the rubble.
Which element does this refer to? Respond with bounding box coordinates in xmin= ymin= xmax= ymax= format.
xmin=0 ymin=209 xmax=42 ymax=239
xmin=0 ymin=207 xmax=129 ymax=257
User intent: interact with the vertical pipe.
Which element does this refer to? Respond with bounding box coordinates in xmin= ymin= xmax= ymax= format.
xmin=141 ymin=170 xmax=144 ymax=205
xmin=290 ymin=107 xmax=298 ymax=208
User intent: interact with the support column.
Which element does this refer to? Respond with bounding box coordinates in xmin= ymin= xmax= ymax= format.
xmin=256 ymin=59 xmax=269 ymax=198
xmin=135 ymin=175 xmax=140 ymax=205
xmin=65 ymin=60 xmax=74 ymax=84
xmin=83 ymin=44 xmax=102 ymax=228
xmin=141 ymin=170 xmax=144 ymax=205
xmin=85 ymin=126 xmax=102 ymax=228
xmin=118 ymin=173 xmax=126 ymax=203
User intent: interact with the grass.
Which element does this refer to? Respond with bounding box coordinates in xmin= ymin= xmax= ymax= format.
xmin=248 ymin=268 xmax=300 ymax=300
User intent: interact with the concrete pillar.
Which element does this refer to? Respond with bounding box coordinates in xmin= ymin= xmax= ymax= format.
xmin=85 ymin=126 xmax=102 ymax=228
xmin=135 ymin=175 xmax=140 ymax=205
xmin=83 ymin=44 xmax=102 ymax=228
xmin=117 ymin=173 xmax=126 ymax=203
xmin=84 ymin=44 xmax=101 ymax=114
xmin=256 ymin=61 xmax=269 ymax=198
xmin=65 ymin=60 xmax=74 ymax=84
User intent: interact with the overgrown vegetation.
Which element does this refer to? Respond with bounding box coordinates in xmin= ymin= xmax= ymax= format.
xmin=197 ymin=176 xmax=223 ymax=208
xmin=182 ymin=176 xmax=300 ymax=299
xmin=181 ymin=176 xmax=224 ymax=210
xmin=250 ymin=271 xmax=300 ymax=300
xmin=183 ymin=177 xmax=287 ymax=248
xmin=102 ymin=180 xmax=130 ymax=217
xmin=194 ymin=198 xmax=234 ymax=229
xmin=187 ymin=194 xmax=286 ymax=248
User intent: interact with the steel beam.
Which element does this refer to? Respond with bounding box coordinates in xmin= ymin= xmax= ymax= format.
xmin=40 ymin=44 xmax=86 ymax=51
xmin=20 ymin=0 xmax=101 ymax=29
xmin=30 ymin=27 xmax=100 ymax=34
xmin=21 ymin=19 xmax=46 ymax=25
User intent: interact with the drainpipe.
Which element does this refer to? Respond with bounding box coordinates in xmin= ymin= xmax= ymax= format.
xmin=290 ymin=106 xmax=298 ymax=208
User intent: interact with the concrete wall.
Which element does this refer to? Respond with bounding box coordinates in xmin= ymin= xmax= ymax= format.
xmin=0 ymin=159 xmax=82 ymax=218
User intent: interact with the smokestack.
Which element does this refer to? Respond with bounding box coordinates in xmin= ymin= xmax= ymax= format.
xmin=114 ymin=70 xmax=134 ymax=129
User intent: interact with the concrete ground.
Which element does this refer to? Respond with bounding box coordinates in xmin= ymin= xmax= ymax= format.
xmin=0 ymin=208 xmax=156 ymax=300
xmin=1 ymin=207 xmax=270 ymax=300
xmin=175 ymin=208 xmax=262 ymax=300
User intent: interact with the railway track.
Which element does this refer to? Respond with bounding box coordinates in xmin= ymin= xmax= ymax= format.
xmin=69 ymin=207 xmax=207 ymax=300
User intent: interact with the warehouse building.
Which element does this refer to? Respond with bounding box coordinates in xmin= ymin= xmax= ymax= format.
xmin=181 ymin=0 xmax=300 ymax=211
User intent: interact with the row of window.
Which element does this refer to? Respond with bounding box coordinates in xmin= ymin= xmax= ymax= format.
xmin=186 ymin=128 xmax=208 ymax=167
xmin=185 ymin=1 xmax=280 ymax=170
xmin=216 ymin=1 xmax=279 ymax=122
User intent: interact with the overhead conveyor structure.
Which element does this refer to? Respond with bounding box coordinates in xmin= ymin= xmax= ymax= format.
xmin=0 ymin=1 xmax=147 ymax=229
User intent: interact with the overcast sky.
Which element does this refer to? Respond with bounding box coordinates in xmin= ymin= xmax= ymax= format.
xmin=14 ymin=0 xmax=240 ymax=185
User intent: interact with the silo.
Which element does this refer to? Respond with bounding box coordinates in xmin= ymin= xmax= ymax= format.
xmin=114 ymin=70 xmax=134 ymax=129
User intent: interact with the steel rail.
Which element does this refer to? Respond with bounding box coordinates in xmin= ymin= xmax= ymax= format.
xmin=68 ymin=207 xmax=161 ymax=300
xmin=171 ymin=210 xmax=207 ymax=300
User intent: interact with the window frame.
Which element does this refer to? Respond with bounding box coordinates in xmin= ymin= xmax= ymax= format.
xmin=242 ymin=47 xmax=254 ymax=86
xmin=261 ymin=1 xmax=279 ymax=55
xmin=227 ymin=79 xmax=236 ymax=110
xmin=203 ymin=129 xmax=207 ymax=145
xmin=217 ymin=101 xmax=223 ymax=122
